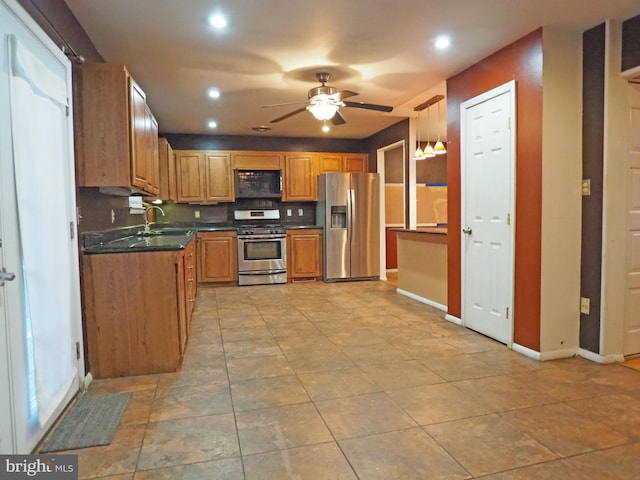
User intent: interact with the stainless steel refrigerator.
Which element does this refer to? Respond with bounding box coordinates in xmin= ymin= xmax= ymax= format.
xmin=317 ymin=172 xmax=380 ymax=281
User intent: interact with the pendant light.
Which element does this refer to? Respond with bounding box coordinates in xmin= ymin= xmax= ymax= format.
xmin=423 ymin=105 xmax=436 ymax=158
xmin=433 ymin=100 xmax=447 ymax=155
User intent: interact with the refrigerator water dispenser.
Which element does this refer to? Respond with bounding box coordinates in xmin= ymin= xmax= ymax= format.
xmin=330 ymin=205 xmax=347 ymax=228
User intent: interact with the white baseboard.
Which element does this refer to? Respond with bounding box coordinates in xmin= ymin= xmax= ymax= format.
xmin=396 ymin=288 xmax=447 ymax=313
xmin=578 ymin=348 xmax=624 ymax=364
xmin=511 ymin=343 xmax=542 ymax=360
xmin=445 ymin=314 xmax=462 ymax=325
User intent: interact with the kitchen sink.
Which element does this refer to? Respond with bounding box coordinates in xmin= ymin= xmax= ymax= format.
xmin=135 ymin=228 xmax=193 ymax=237
xmin=129 ymin=234 xmax=190 ymax=248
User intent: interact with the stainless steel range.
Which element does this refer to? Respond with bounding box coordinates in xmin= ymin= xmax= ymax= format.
xmin=235 ymin=209 xmax=287 ymax=286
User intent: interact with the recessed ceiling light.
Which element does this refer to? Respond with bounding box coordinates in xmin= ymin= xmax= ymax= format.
xmin=252 ymin=126 xmax=271 ymax=133
xmin=209 ymin=13 xmax=227 ymax=29
xmin=207 ymin=120 xmax=218 ymax=129
xmin=208 ymin=88 xmax=220 ymax=99
xmin=434 ymin=35 xmax=451 ymax=50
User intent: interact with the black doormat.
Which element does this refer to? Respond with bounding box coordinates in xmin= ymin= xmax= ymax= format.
xmin=39 ymin=392 xmax=131 ymax=452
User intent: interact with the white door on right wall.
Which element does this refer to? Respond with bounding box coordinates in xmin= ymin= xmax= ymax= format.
xmin=461 ymin=81 xmax=516 ymax=345
xmin=624 ymin=81 xmax=640 ymax=356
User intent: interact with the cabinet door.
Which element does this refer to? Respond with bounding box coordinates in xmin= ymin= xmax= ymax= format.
xmin=288 ymin=230 xmax=322 ymax=279
xmin=204 ymin=152 xmax=234 ymax=202
xmin=318 ymin=154 xmax=343 ymax=174
xmin=147 ymin=110 xmax=160 ymax=195
xmin=158 ymin=138 xmax=176 ymax=201
xmin=232 ymin=151 xmax=283 ymax=170
xmin=197 ymin=233 xmax=238 ymax=283
xmin=283 ymin=154 xmax=318 ymax=201
xmin=185 ymin=240 xmax=196 ymax=320
xmin=129 ymin=78 xmax=149 ymax=190
xmin=175 ymin=254 xmax=188 ymax=355
xmin=344 ymin=154 xmax=368 ymax=172
xmin=175 ymin=151 xmax=204 ymax=202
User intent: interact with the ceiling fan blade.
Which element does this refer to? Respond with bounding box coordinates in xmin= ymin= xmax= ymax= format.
xmin=344 ymin=100 xmax=393 ymax=113
xmin=262 ymin=101 xmax=308 ymax=108
xmin=269 ymin=107 xmax=307 ymax=123
xmin=330 ymin=110 xmax=346 ymax=125
xmin=335 ymin=90 xmax=358 ymax=101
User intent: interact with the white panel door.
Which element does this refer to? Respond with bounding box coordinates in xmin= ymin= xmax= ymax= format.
xmin=461 ymin=81 xmax=515 ymax=345
xmin=624 ymin=82 xmax=640 ymax=356
xmin=0 ymin=0 xmax=82 ymax=453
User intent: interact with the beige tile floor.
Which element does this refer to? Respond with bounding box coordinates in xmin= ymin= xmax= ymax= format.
xmin=61 ymin=281 xmax=640 ymax=479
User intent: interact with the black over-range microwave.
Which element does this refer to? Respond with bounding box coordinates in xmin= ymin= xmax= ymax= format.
xmin=234 ymin=169 xmax=282 ymax=199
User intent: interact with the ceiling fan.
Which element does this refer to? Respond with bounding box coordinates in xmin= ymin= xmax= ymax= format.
xmin=263 ymin=72 xmax=393 ymax=126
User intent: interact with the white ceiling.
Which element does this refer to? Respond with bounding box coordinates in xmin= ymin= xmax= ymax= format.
xmin=64 ymin=0 xmax=640 ymax=140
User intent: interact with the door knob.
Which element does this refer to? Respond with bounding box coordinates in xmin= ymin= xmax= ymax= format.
xmin=462 ymin=227 xmax=472 ymax=235
xmin=0 ymin=267 xmax=16 ymax=286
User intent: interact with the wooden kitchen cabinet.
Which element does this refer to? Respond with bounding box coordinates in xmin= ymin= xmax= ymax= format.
xmin=232 ymin=151 xmax=283 ymax=170
xmin=82 ymin=239 xmax=196 ymax=378
xmin=283 ymin=154 xmax=318 ymax=201
xmin=174 ymin=150 xmax=234 ymax=203
xmin=287 ymin=229 xmax=323 ymax=280
xmin=318 ymin=153 xmax=368 ymax=173
xmin=197 ymin=231 xmax=238 ymax=283
xmin=158 ymin=137 xmax=177 ymax=201
xmin=75 ymin=63 xmax=160 ymax=195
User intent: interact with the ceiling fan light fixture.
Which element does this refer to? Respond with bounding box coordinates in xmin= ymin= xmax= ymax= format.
xmin=307 ymin=97 xmax=340 ymax=121
xmin=322 ymin=121 xmax=330 ymax=133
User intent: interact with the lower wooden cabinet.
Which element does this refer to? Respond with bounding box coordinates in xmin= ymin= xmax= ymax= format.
xmin=287 ymin=229 xmax=323 ymax=280
xmin=82 ymin=239 xmax=196 ymax=378
xmin=197 ymin=231 xmax=238 ymax=283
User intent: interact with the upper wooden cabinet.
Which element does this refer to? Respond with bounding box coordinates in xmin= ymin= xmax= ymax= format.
xmin=232 ymin=151 xmax=283 ymax=170
xmin=174 ymin=150 xmax=234 ymax=203
xmin=158 ymin=138 xmax=176 ymax=201
xmin=75 ymin=63 xmax=160 ymax=195
xmin=318 ymin=153 xmax=368 ymax=173
xmin=283 ymin=154 xmax=318 ymax=202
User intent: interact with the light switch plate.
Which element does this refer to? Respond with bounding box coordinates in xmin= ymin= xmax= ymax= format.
xmin=194 ymin=210 xmax=200 ymax=219
xmin=287 ymin=209 xmax=292 ymax=216
xmin=298 ymin=208 xmax=303 ymax=216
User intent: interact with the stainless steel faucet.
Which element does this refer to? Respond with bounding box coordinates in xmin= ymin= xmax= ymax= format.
xmin=144 ymin=205 xmax=165 ymax=233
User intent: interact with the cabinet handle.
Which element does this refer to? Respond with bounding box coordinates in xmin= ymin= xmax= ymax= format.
xmin=189 ymin=299 xmax=196 ymax=303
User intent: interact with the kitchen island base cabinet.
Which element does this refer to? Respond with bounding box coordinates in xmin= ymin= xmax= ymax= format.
xmin=197 ymin=231 xmax=238 ymax=283
xmin=287 ymin=229 xmax=322 ymax=281
xmin=82 ymin=244 xmax=194 ymax=379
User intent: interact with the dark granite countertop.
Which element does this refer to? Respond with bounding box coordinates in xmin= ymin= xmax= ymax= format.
xmin=83 ymin=229 xmax=195 ymax=254
xmin=82 ymin=222 xmax=321 ymax=254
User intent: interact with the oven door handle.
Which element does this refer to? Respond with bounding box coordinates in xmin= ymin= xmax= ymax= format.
xmin=238 ymin=270 xmax=287 ymax=276
xmin=238 ymin=234 xmax=286 ymax=240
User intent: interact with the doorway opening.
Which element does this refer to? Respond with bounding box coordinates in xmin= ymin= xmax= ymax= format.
xmin=377 ymin=140 xmax=405 ymax=283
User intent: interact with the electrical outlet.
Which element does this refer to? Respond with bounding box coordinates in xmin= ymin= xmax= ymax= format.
xmin=580 ymin=297 xmax=590 ymax=315
xmin=298 ymin=208 xmax=303 ymax=216
xmin=581 ymin=179 xmax=591 ymax=196
xmin=194 ymin=210 xmax=200 ymax=219
xmin=286 ymin=209 xmax=292 ymax=217
xmin=111 ymin=209 xmax=115 ymax=224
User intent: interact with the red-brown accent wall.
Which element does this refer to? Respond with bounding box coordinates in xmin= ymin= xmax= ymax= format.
xmin=446 ymin=29 xmax=543 ymax=351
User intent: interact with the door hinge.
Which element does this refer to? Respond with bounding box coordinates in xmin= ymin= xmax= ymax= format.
xmin=507 ymin=213 xmax=511 ymax=226
xmin=506 ymin=307 xmax=509 ymax=319
xmin=69 ymin=221 xmax=75 ymax=240
xmin=508 ymin=116 xmax=511 ymax=130
xmin=66 ymin=104 xmax=70 ymax=117
xmin=75 ymin=342 xmax=81 ymax=360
